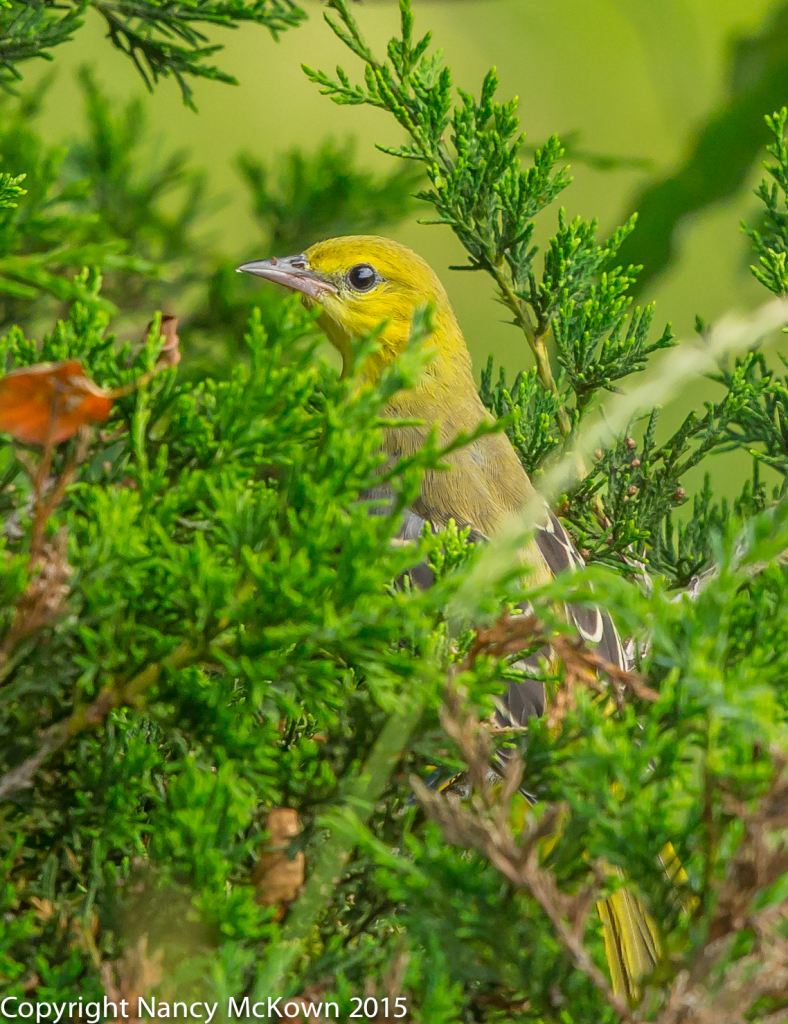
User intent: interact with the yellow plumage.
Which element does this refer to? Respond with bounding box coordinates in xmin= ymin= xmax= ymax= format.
xmin=301 ymin=237 xmax=541 ymax=546
xmin=239 ymin=234 xmax=658 ymax=998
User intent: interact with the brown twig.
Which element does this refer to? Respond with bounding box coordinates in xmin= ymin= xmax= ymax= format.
xmin=462 ymin=611 xmax=544 ymax=669
xmin=0 ymin=530 xmax=72 ymax=681
xmin=461 ymin=611 xmax=656 ymax=737
xmin=100 ymin=935 xmax=164 ymax=1024
xmin=413 ymin=681 xmax=637 ymax=1019
xmin=0 ymin=425 xmax=92 ymax=683
xmin=108 ymin=314 xmax=182 ymax=399
xmin=548 ymin=634 xmax=659 ymax=727
xmin=253 ymin=808 xmax=305 ymax=915
xmin=29 ymin=427 xmax=91 ymax=559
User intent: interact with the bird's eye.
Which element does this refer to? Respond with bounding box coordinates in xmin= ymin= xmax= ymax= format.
xmin=347 ymin=263 xmax=377 ymax=292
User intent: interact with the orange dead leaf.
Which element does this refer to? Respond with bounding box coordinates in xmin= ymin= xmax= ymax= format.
xmin=253 ymin=808 xmax=305 ymax=912
xmin=0 ymin=361 xmax=113 ymax=445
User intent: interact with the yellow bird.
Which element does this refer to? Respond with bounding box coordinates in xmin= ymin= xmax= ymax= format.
xmin=239 ymin=234 xmax=658 ymax=999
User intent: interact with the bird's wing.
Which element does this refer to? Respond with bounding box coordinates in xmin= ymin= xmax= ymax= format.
xmin=535 ymin=510 xmax=628 ymax=672
xmin=376 ymin=493 xmax=656 ymax=998
xmin=381 ymin=499 xmax=627 ymax=715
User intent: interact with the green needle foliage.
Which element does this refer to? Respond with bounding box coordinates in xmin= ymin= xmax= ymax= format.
xmin=0 ymin=169 xmax=26 ymax=210
xmin=71 ymin=64 xmax=210 ymax=267
xmin=0 ymin=0 xmax=306 ymax=108
xmin=745 ymin=107 xmax=788 ymax=298
xmin=66 ymin=65 xmax=213 ymax=319
xmin=0 ymin=2 xmax=85 ymax=88
xmin=8 ymin=5 xmax=788 ymax=1024
xmin=0 ymin=78 xmax=155 ymax=333
xmin=237 ymin=138 xmax=422 ymax=256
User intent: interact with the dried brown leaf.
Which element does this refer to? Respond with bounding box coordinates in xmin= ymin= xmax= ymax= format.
xmin=145 ymin=314 xmax=181 ymax=369
xmin=463 ymin=612 xmax=543 ymax=668
xmin=253 ymin=808 xmax=305 ymax=911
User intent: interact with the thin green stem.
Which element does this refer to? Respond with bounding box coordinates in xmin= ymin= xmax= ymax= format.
xmin=0 ymin=633 xmax=225 ymax=801
xmin=488 ymin=262 xmax=572 ymax=438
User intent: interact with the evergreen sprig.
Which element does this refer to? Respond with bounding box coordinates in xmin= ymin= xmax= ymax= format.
xmin=0 ymin=0 xmax=306 ymax=108
xmin=0 ymin=2 xmax=86 ymax=87
xmin=0 ymin=81 xmax=155 ymax=328
xmin=0 ymin=170 xmax=25 ymax=210
xmin=707 ymin=109 xmax=788 ymax=485
xmin=94 ymin=0 xmax=306 ymax=109
xmin=563 ymin=387 xmax=754 ymax=582
xmin=744 ymin=107 xmax=788 ymax=296
xmin=557 ymin=108 xmax=788 ymax=582
xmin=479 ymin=357 xmax=563 ymax=477
xmin=237 ymin=138 xmax=422 ymax=256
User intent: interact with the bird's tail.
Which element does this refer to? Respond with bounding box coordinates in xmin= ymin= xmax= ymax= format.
xmin=597 ymin=885 xmax=660 ymax=1001
xmin=424 ymin=764 xmax=670 ymax=1000
xmin=598 ymin=841 xmax=687 ymax=999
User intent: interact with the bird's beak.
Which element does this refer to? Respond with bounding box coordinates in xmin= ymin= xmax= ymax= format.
xmin=236 ymin=254 xmax=338 ymax=301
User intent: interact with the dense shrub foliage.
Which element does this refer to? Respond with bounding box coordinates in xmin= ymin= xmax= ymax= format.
xmin=3 ymin=4 xmax=788 ymax=1024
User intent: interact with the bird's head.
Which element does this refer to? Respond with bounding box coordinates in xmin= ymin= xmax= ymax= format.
xmin=238 ymin=235 xmax=465 ymax=381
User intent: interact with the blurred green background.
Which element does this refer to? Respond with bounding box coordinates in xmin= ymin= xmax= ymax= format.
xmin=29 ymin=0 xmax=774 ymax=355
xmin=21 ymin=0 xmax=788 ymax=495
